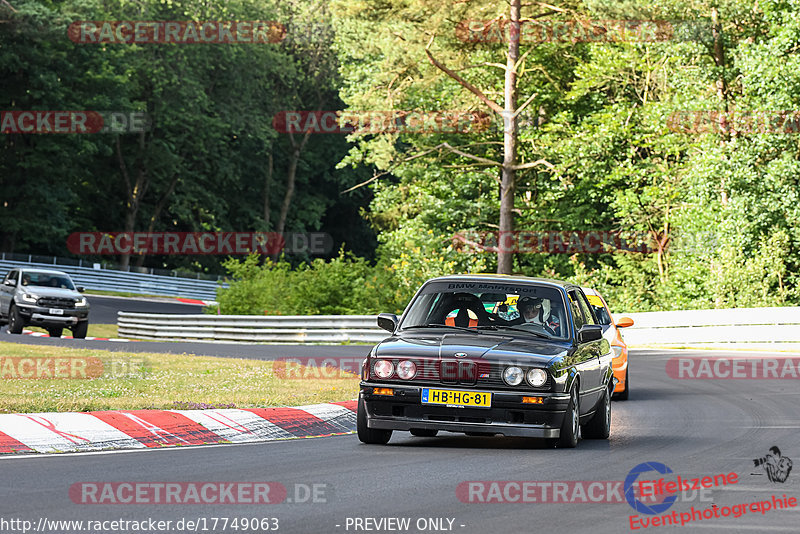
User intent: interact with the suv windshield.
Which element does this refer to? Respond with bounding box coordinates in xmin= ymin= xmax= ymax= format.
xmin=401 ymin=280 xmax=569 ymax=340
xmin=22 ymin=272 xmax=76 ymax=290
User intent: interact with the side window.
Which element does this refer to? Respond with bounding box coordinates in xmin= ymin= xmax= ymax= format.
xmin=567 ymin=291 xmax=585 ymax=330
xmin=4 ymin=270 xmax=17 ymax=284
xmin=576 ymin=291 xmax=597 ymax=325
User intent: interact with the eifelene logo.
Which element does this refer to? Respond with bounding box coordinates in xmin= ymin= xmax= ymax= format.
xmin=752 ymin=446 xmax=793 ymax=483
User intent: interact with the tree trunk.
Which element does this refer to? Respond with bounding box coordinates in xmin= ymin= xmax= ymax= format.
xmin=711 ymin=7 xmax=729 ymax=206
xmin=117 ymin=132 xmax=148 ymax=270
xmin=263 ymin=151 xmax=273 ymax=230
xmin=497 ymin=0 xmax=521 ymax=275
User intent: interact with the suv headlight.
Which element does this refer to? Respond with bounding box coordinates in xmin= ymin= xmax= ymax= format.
xmin=21 ymin=293 xmax=37 ymax=303
xmin=75 ymin=297 xmax=88 ymax=307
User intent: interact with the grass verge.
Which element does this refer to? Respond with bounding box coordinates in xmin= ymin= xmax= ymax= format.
xmin=0 ymin=342 xmax=358 ymax=413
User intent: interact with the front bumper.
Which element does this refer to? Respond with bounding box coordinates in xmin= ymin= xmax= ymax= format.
xmin=361 ymin=382 xmax=570 ymax=438
xmin=17 ymin=304 xmax=89 ymax=327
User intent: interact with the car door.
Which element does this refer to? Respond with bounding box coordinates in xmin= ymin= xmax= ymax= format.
xmin=0 ymin=270 xmax=18 ymax=316
xmin=568 ymin=289 xmax=603 ymax=413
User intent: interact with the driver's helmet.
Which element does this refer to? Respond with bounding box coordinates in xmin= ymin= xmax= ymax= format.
xmin=517 ymin=296 xmax=545 ymax=320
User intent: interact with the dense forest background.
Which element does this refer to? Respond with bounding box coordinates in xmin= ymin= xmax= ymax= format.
xmin=2 ymin=0 xmax=799 ymax=313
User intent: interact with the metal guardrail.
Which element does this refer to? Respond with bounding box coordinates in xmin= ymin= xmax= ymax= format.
xmin=118 ymin=313 xmax=387 ymax=343
xmin=0 ymin=259 xmax=225 ymax=301
xmin=118 ymin=307 xmax=800 ymax=347
xmin=617 ymin=307 xmax=800 ymax=350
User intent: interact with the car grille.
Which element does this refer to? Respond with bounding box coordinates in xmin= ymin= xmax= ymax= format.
xmin=36 ymin=297 xmax=76 ymax=309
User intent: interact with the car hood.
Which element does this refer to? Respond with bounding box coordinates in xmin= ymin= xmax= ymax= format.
xmin=19 ymin=287 xmax=82 ymax=299
xmin=375 ymin=332 xmax=570 ymax=365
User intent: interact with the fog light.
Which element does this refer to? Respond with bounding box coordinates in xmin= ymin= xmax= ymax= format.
xmin=374 ymin=360 xmax=394 ymax=378
xmin=522 ymin=396 xmax=544 ymax=404
xmin=503 ymin=366 xmax=524 ymax=386
xmin=396 ymin=360 xmax=417 ymax=379
xmin=526 ymin=368 xmax=547 ymax=387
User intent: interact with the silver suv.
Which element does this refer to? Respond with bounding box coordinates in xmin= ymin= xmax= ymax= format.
xmin=0 ymin=268 xmax=90 ymax=338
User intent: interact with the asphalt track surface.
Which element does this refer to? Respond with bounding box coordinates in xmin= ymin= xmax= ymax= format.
xmin=85 ymin=295 xmax=205 ymax=325
xmin=1 ymin=347 xmax=798 ymax=534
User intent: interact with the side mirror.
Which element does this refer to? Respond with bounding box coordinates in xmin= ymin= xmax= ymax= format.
xmin=5 ymin=279 xmax=16 ymax=287
xmin=377 ymin=313 xmax=398 ymax=333
xmin=578 ymin=324 xmax=603 ymax=343
xmin=616 ymin=316 xmax=634 ymax=328
xmin=76 ymin=286 xmax=85 ymax=293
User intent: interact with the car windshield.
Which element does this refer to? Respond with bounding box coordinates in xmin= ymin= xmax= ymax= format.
xmin=22 ymin=272 xmax=76 ymax=290
xmin=401 ymin=280 xmax=569 ymax=340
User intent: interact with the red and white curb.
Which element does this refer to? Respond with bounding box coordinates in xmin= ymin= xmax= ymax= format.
xmin=0 ymin=401 xmax=356 ymax=454
xmin=175 ymin=298 xmax=217 ymax=306
xmin=22 ymin=329 xmax=135 ymax=342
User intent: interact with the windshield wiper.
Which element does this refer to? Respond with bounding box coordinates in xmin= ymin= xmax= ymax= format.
xmin=402 ymin=324 xmax=481 ymax=334
xmin=480 ymin=325 xmax=553 ymax=339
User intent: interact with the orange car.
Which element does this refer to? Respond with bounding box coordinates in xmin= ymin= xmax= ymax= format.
xmin=581 ymin=287 xmax=634 ymax=400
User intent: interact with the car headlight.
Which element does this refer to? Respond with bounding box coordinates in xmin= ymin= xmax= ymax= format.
xmin=503 ymin=366 xmax=524 ymax=386
xmin=526 ymin=368 xmax=548 ymax=387
xmin=75 ymin=297 xmax=88 ymax=307
xmin=396 ymin=360 xmax=417 ymax=380
xmin=612 ymin=346 xmax=623 ymax=358
xmin=21 ymin=293 xmax=37 ymax=303
xmin=374 ymin=359 xmax=394 ymax=379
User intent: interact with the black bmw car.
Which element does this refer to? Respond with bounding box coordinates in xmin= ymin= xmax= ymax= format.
xmin=358 ymin=274 xmax=615 ymax=448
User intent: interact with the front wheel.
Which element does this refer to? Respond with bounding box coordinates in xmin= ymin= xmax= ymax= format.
xmin=553 ymin=387 xmax=579 ymax=448
xmin=8 ymin=304 xmax=24 ymax=334
xmin=582 ymin=386 xmax=611 ymax=439
xmin=357 ymin=396 xmax=392 ymax=445
xmin=72 ymin=321 xmax=88 ymax=339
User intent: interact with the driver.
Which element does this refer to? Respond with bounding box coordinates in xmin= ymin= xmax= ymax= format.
xmin=518 ymin=296 xmax=545 ymax=324
xmin=516 ymin=296 xmax=560 ymax=335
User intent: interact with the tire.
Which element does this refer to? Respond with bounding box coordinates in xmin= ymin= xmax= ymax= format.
xmin=8 ymin=304 xmax=24 ymax=334
xmin=72 ymin=321 xmax=88 ymax=339
xmin=410 ymin=429 xmax=438 ymax=437
xmin=357 ymin=396 xmax=392 ymax=445
xmin=554 ymin=386 xmax=579 ymax=448
xmin=615 ymin=368 xmax=629 ymax=401
xmin=582 ymin=386 xmax=611 ymax=439
xmin=47 ymin=327 xmax=63 ymax=338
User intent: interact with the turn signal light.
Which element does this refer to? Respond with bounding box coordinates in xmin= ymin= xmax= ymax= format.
xmin=373 ymin=388 xmax=394 ymax=396
xmin=522 ymin=396 xmax=544 ymax=404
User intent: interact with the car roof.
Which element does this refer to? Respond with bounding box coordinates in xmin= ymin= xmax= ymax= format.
xmin=426 ymin=273 xmax=574 ymax=289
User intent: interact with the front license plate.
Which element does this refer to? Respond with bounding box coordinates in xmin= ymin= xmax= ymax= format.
xmin=49 ymin=308 xmax=64 ymax=315
xmin=421 ymin=388 xmax=491 ymax=408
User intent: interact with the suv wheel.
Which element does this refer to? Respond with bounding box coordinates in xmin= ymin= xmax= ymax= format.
xmin=8 ymin=304 xmax=24 ymax=334
xmin=72 ymin=321 xmax=88 ymax=339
